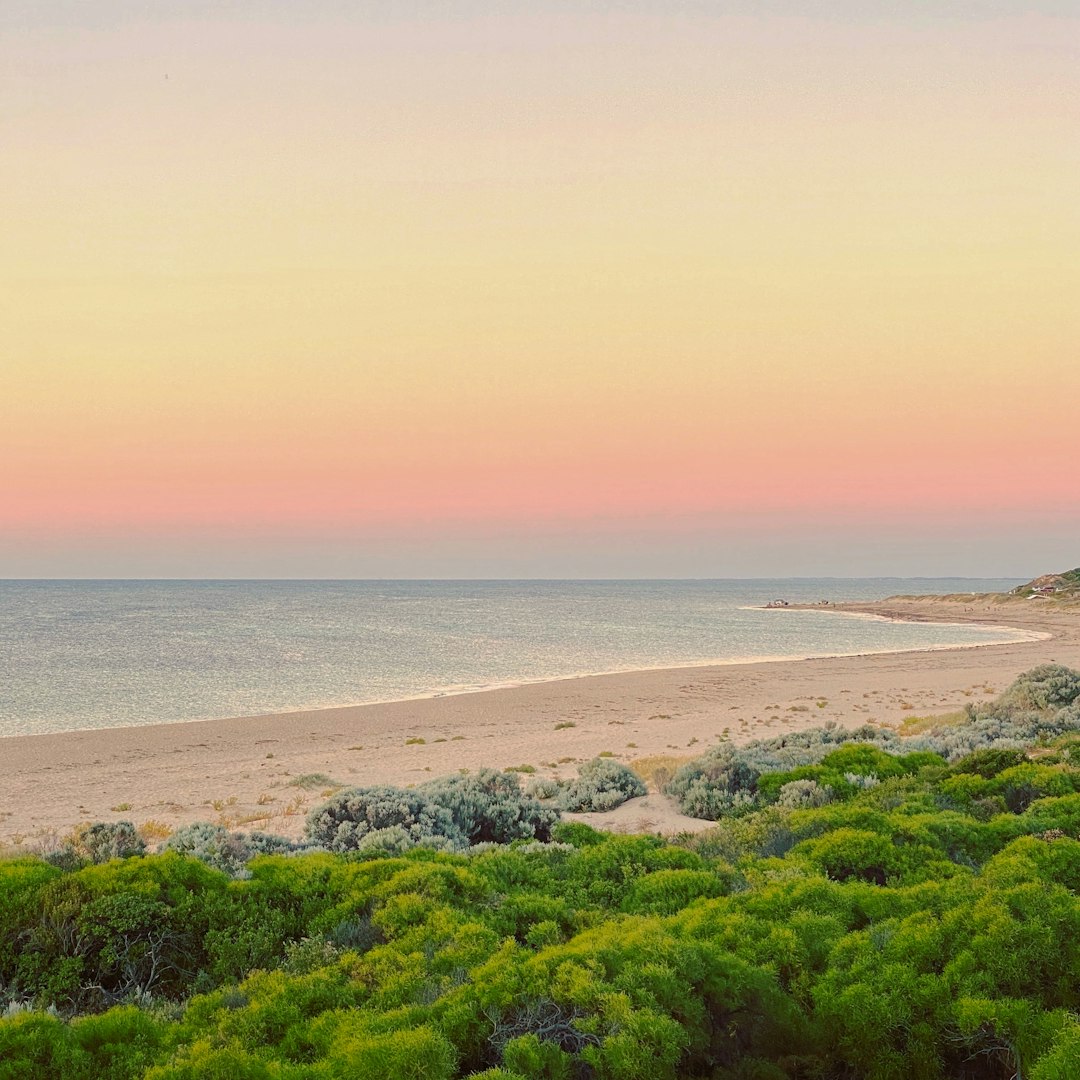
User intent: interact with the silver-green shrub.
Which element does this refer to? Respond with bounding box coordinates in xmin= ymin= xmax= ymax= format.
xmin=665 ymin=747 xmax=763 ymax=819
xmin=844 ymin=773 xmax=880 ymax=790
xmin=304 ymin=786 xmax=466 ymax=853
xmin=524 ymin=777 xmax=562 ymax=801
xmin=777 ymin=779 xmax=835 ymax=809
xmin=162 ymin=823 xmax=257 ymax=876
xmin=554 ymin=758 xmax=647 ymax=812
xmin=977 ymin=663 xmax=1080 ymax=713
xmin=78 ymin=821 xmax=147 ymax=862
xmin=41 ymin=820 xmax=147 ymax=870
xmin=420 ymin=768 xmax=558 ymax=843
xmin=245 ymin=831 xmax=309 ymax=857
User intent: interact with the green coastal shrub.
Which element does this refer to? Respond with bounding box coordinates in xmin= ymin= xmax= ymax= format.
xmin=524 ymin=758 xmax=647 ymax=813
xmin=39 ymin=821 xmax=147 ymax=872
xmin=421 ymin=768 xmax=558 ymax=844
xmin=304 ymin=786 xmax=467 ymax=852
xmin=553 ymin=758 xmax=647 ymax=812
xmin=620 ymin=867 xmax=731 ymax=915
xmin=949 ymin=747 xmax=1028 ymax=779
xmin=6 ymin=853 xmax=232 ymax=1012
xmin=305 ymin=773 xmax=558 ymax=854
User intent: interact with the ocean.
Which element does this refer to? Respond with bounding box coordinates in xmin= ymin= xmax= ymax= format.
xmin=0 ymin=578 xmax=1027 ymax=738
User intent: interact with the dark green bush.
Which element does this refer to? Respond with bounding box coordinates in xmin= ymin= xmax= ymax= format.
xmin=949 ymin=747 xmax=1028 ymax=779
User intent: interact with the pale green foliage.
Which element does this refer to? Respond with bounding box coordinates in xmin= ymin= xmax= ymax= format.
xmin=161 ymin=823 xmax=310 ymax=875
xmin=420 ymin=768 xmax=558 ymax=843
xmin=161 ymin=823 xmax=255 ymax=876
xmin=550 ymin=757 xmax=647 ymax=812
xmin=982 ymin=663 xmax=1080 ymax=713
xmin=304 ymin=786 xmax=466 ymax=852
xmin=523 ymin=777 xmax=562 ymax=800
xmin=777 ymin=779 xmax=834 ymax=809
xmin=43 ymin=821 xmax=147 ymax=870
xmin=844 ymin=772 xmax=880 ymax=790
xmin=305 ymin=771 xmax=559 ymax=853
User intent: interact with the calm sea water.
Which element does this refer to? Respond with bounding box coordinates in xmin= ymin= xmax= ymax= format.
xmin=0 ymin=579 xmax=1027 ymax=738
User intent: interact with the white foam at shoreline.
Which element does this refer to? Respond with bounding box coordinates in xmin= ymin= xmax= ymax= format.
xmin=3 ymin=610 xmax=1044 ymax=740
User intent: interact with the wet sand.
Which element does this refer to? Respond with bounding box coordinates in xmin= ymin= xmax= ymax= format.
xmin=2 ymin=596 xmax=1078 ymax=845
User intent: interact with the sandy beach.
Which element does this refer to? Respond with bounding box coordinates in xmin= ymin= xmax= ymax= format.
xmin=3 ymin=595 xmax=1079 ymax=846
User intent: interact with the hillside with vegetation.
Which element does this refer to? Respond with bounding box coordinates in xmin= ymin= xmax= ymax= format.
xmin=883 ymin=567 xmax=1080 ymax=607
xmin=4 ymin=665 xmax=1080 ymax=1079
xmin=1010 ymin=568 xmax=1080 ymax=602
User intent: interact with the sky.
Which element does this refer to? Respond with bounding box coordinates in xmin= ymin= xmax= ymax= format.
xmin=2 ymin=1 xmax=1077 ymax=578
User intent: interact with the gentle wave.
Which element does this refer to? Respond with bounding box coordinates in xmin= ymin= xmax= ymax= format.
xmin=0 ymin=578 xmax=1028 ymax=737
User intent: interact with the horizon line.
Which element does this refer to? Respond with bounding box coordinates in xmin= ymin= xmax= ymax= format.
xmin=0 ymin=575 xmax=1033 ymax=584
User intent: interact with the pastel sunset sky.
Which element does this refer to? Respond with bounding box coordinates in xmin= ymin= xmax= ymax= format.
xmin=3 ymin=1 xmax=1077 ymax=577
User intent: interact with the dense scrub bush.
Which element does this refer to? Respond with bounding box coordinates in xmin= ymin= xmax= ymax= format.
xmin=5 ymin=853 xmax=233 ymax=1012
xmin=976 ymin=663 xmax=1080 ymax=714
xmin=39 ymin=822 xmax=147 ymax=871
xmin=949 ymin=747 xmax=1028 ymax=779
xmin=677 ymin=805 xmax=798 ymax=863
xmin=917 ymin=706 xmax=1080 ymax=762
xmin=664 ymin=724 xmax=920 ymax=819
xmin=304 ymin=773 xmax=559 ymax=854
xmin=420 ymin=768 xmax=558 ymax=843
xmin=620 ymin=867 xmax=731 ymax=914
xmin=523 ymin=776 xmax=561 ymax=800
xmin=777 ymin=779 xmax=834 ymax=809
xmin=5 ymin=778 xmax=1080 ymax=1079
xmin=304 ymin=786 xmax=467 ymax=852
xmin=524 ymin=758 xmax=647 ymax=813
xmin=665 ymin=748 xmax=761 ymax=819
xmin=76 ymin=822 xmax=146 ymax=863
xmin=160 ymin=823 xmax=307 ymax=875
xmin=0 ymin=1007 xmax=167 ymax=1080
xmin=914 ymin=667 xmax=1080 ymax=763
xmin=550 ymin=757 xmax=647 ymax=812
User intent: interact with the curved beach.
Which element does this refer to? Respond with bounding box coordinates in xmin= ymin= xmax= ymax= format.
xmin=3 ymin=596 xmax=1078 ymax=845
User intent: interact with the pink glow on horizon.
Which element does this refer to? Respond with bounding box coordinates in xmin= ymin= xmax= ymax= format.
xmin=2 ymin=5 xmax=1078 ymax=574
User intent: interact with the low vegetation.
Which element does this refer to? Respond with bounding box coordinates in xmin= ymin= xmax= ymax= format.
xmin=301 ymin=770 xmax=559 ymax=855
xmin=665 ymin=664 xmax=1080 ymax=820
xmin=1010 ymin=567 xmax=1080 ymax=602
xmin=527 ymin=757 xmax=647 ymax=812
xmin=3 ymin=666 xmax=1080 ymax=1077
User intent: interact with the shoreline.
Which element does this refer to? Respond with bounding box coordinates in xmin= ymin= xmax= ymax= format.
xmin=2 ymin=596 xmax=1078 ymax=845
xmin=0 ymin=608 xmax=1045 ymax=743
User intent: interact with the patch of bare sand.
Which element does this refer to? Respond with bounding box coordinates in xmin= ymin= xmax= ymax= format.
xmin=566 ymin=795 xmax=716 ymax=836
